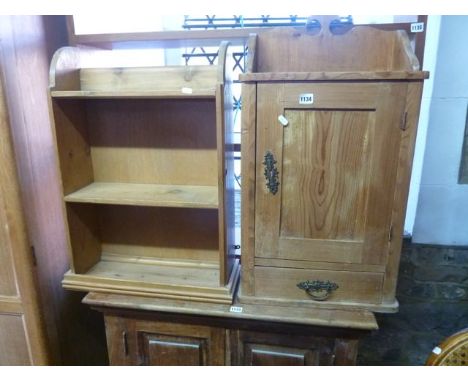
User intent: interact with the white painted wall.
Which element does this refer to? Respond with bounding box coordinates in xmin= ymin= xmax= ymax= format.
xmin=412 ymin=16 xmax=468 ymax=245
xmin=404 ymin=16 xmax=441 ymax=234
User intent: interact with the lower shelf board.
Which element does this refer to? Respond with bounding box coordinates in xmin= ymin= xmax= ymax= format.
xmin=63 ymin=258 xmax=240 ymax=304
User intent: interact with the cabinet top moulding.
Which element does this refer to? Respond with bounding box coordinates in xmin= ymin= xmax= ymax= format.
xmin=239 ymin=26 xmax=429 ymax=82
xmin=49 ymin=43 xmax=230 ymax=98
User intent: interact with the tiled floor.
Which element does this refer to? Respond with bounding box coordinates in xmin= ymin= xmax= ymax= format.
xmin=357 ymin=241 xmax=468 ymax=365
xmin=233 ymin=192 xmax=468 ymax=365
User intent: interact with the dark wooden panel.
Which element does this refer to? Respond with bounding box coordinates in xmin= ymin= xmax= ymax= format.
xmin=232 ymin=330 xmax=335 ymax=366
xmin=140 ymin=333 xmax=205 ymax=366
xmin=246 ymin=344 xmax=316 ymax=366
xmin=0 ymin=314 xmax=31 ymax=365
xmin=0 ymin=15 xmax=108 ymax=365
xmin=104 ymin=314 xmax=225 ymax=365
xmin=103 ymin=315 xmax=131 ymax=365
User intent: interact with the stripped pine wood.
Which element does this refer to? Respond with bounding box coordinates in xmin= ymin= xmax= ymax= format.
xmin=87 ymin=98 xmax=218 ymax=187
xmin=65 ymin=203 xmax=101 ymax=274
xmin=254 ymin=26 xmax=419 ymax=73
xmin=51 ymin=90 xmax=216 ymax=98
xmin=254 ymin=258 xmax=386 ymax=273
xmin=52 ymin=99 xmax=94 ymax=195
xmin=79 ymin=66 xmax=218 ymax=95
xmin=240 ymin=25 xmax=426 ymax=312
xmin=83 ymin=292 xmax=378 ymax=330
xmin=64 ymin=202 xmax=221 ymax=268
xmin=383 ymin=82 xmax=424 ymax=303
xmin=62 ymin=259 xmax=240 ymax=304
xmin=360 ymin=83 xmax=408 ymax=266
xmin=281 ymin=82 xmax=379 ymax=108
xmin=253 ymin=267 xmax=383 ymax=305
xmin=83 ymin=259 xmax=220 ymax=287
xmin=254 ymin=83 xmax=398 ymax=266
xmin=280 ymin=110 xmax=372 ymax=242
xmin=277 ymin=238 xmax=363 ymax=264
xmin=64 ymin=182 xmax=219 ymax=209
xmin=100 ymin=252 xmax=218 ymax=269
xmin=238 ymin=291 xmax=398 ymax=314
xmin=49 ymin=41 xmax=240 ymax=303
xmin=240 ymin=83 xmax=257 ymax=296
xmin=239 ymin=71 xmax=428 ymax=82
xmin=216 ymin=42 xmax=237 ymax=285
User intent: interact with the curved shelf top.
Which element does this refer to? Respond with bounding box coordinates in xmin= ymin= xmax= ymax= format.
xmin=241 ymin=25 xmax=428 ymax=81
xmin=49 ymin=42 xmax=231 ymax=97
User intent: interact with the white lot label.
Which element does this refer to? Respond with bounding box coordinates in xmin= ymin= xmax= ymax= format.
xmin=299 ymin=93 xmax=314 ymax=104
xmin=278 ymin=114 xmax=289 ymax=127
xmin=411 ymin=22 xmax=425 ymax=33
xmin=229 ymin=306 xmax=243 ymax=313
xmin=432 ymin=346 xmax=442 ymax=355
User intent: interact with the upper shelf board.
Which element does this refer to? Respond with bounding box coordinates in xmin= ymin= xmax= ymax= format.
xmin=49 ymin=42 xmax=231 ymax=96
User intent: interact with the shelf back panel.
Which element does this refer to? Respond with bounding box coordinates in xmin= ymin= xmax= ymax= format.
xmin=99 ymin=204 xmax=219 ymax=262
xmin=53 ymin=99 xmax=94 ymax=195
xmin=54 ymin=98 xmax=219 ymax=193
xmin=88 ymin=98 xmax=218 ymax=186
xmin=79 ymin=66 xmax=218 ymax=95
xmin=252 ymin=27 xmax=419 ymax=73
xmin=66 ymin=203 xmax=220 ymax=273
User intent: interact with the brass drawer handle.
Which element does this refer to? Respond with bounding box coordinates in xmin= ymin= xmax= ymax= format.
xmin=297 ymin=280 xmax=339 ymax=301
xmin=263 ymin=151 xmax=279 ymax=195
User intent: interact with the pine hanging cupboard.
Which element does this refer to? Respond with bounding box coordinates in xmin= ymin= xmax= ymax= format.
xmin=239 ymin=25 xmax=428 ymax=312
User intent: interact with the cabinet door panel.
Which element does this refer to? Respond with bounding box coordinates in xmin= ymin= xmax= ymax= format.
xmin=0 ymin=315 xmax=30 ymax=365
xmin=232 ymin=330 xmax=335 ymax=366
xmin=140 ymin=333 xmax=206 ymax=366
xmin=245 ymin=343 xmax=317 ymax=366
xmin=255 ymin=83 xmax=406 ymax=266
xmin=105 ymin=316 xmax=225 ymax=366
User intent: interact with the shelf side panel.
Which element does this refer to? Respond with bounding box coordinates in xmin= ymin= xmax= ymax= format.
xmin=98 ymin=205 xmax=219 ymax=264
xmin=52 ymin=99 xmax=94 ymax=195
xmin=215 ymin=43 xmax=238 ymax=287
xmin=66 ymin=203 xmax=102 ymax=273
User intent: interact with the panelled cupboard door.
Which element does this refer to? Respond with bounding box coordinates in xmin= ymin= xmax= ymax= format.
xmin=0 ymin=63 xmax=49 ymax=365
xmin=104 ymin=315 xmax=225 ymax=365
xmin=231 ymin=330 xmax=337 ymax=366
xmin=255 ymin=82 xmax=407 ymax=267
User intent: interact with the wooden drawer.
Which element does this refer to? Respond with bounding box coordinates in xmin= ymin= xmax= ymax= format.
xmin=254 ymin=266 xmax=383 ymax=305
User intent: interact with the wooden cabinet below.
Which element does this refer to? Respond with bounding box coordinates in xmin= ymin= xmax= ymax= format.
xmin=104 ymin=315 xmax=225 ymax=366
xmin=86 ymin=293 xmax=376 ymax=366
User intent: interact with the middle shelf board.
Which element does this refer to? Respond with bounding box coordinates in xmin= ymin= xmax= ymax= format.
xmin=64 ymin=182 xmax=219 ymax=209
xmin=50 ymin=90 xmax=217 ymax=99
